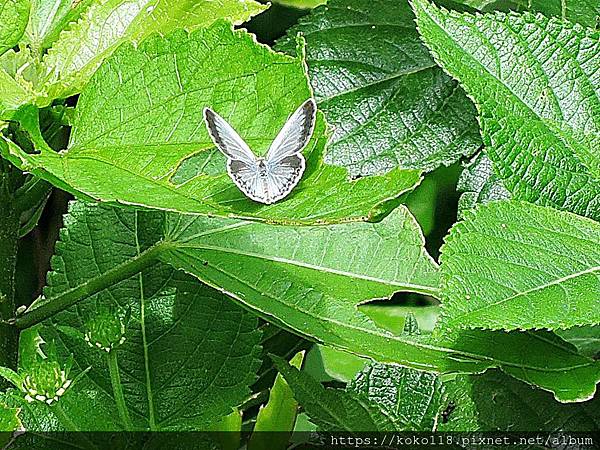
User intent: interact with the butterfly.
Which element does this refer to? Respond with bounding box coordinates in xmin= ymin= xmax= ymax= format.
xmin=203 ymin=99 xmax=316 ymax=205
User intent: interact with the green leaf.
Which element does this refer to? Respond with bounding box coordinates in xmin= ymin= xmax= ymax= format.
xmin=557 ymin=326 xmax=600 ymax=359
xmin=458 ymin=0 xmax=600 ymax=28
xmin=348 ymin=362 xmax=445 ymax=431
xmin=312 ymin=345 xmax=366 ymax=383
xmin=440 ymin=201 xmax=600 ymax=331
xmin=0 ymin=0 xmax=266 ymax=111
xmin=36 ymin=201 xmax=263 ymax=431
xmin=0 ymin=0 xmax=29 ymax=55
xmin=158 ymin=207 xmax=600 ymax=402
xmin=2 ymin=22 xmax=422 ymax=224
xmin=249 ymin=352 xmax=305 ymax=450
xmin=347 ymin=318 xmax=445 ymax=431
xmin=441 ymin=370 xmax=600 ymax=432
xmin=20 ymin=202 xmax=600 ymax=401
xmin=0 ymin=401 xmax=21 ymax=436
xmin=276 ymin=0 xmax=481 ymax=178
xmin=456 ymin=152 xmax=510 ymax=218
xmin=412 ymin=0 xmax=600 ymax=220
xmin=23 ymin=0 xmax=93 ymax=52
xmin=439 ymin=328 xmax=600 ymax=403
xmin=272 ymin=355 xmax=398 ymax=431
xmin=40 ymin=0 xmax=268 ymax=101
xmin=273 ymin=0 xmax=326 ymax=9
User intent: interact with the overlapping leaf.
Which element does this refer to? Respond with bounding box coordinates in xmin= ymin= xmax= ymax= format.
xmin=441 ymin=370 xmax=600 ymax=432
xmin=273 ymin=356 xmax=399 ymax=431
xmin=20 ymin=200 xmax=600 ymax=401
xmin=31 ymin=202 xmax=263 ymax=431
xmin=457 ymin=152 xmax=510 ymax=218
xmin=347 ymin=318 xmax=445 ymax=431
xmin=23 ymin=0 xmax=92 ymax=52
xmin=277 ymin=0 xmax=481 ymax=178
xmin=0 ymin=0 xmax=29 ymax=56
xmin=412 ymin=0 xmax=600 ymax=220
xmin=0 ymin=0 xmax=266 ymax=113
xmin=2 ymin=22 xmax=422 ymax=224
xmin=440 ymin=201 xmax=600 ymax=331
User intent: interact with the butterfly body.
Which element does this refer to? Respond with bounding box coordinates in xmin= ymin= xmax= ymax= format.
xmin=204 ymin=99 xmax=316 ymax=205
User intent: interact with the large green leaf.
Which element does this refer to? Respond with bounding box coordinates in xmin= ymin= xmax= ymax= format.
xmin=2 ymin=22 xmax=421 ymax=224
xmin=412 ymin=0 xmax=600 ymax=220
xmin=440 ymin=201 xmax=600 ymax=331
xmin=277 ymin=0 xmax=481 ymax=178
xmin=19 ymin=202 xmax=600 ymax=402
xmin=459 ymin=0 xmax=600 ymax=28
xmin=29 ymin=202 xmax=263 ymax=431
xmin=0 ymin=0 xmax=29 ymax=55
xmin=40 ymin=0 xmax=267 ymax=101
xmin=0 ymin=0 xmax=266 ymax=112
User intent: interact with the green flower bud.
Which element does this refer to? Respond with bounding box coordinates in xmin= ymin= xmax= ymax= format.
xmin=22 ymin=359 xmax=72 ymax=405
xmin=84 ymin=305 xmax=129 ymax=352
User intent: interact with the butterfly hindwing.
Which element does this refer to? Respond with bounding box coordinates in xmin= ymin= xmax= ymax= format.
xmin=204 ymin=99 xmax=316 ymax=204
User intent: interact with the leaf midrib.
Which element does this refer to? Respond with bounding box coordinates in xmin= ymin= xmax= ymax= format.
xmin=448 ymin=265 xmax=600 ymax=326
xmin=170 ymin=248 xmax=598 ymax=374
xmin=175 ymin=243 xmax=439 ymax=296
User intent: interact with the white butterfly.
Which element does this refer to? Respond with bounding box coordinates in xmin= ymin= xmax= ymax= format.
xmin=203 ymin=99 xmax=317 ymax=205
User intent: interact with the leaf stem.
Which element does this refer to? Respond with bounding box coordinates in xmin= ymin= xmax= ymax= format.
xmin=107 ymin=350 xmax=134 ymax=431
xmin=14 ymin=242 xmax=168 ymax=329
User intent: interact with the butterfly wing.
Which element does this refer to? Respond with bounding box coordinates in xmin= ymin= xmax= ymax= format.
xmin=204 ymin=107 xmax=257 ymax=165
xmin=204 ymin=107 xmax=265 ymax=201
xmin=263 ymin=99 xmax=317 ymax=203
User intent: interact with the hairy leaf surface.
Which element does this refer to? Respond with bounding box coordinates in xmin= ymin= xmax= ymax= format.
xmin=460 ymin=0 xmax=600 ymax=27
xmin=440 ymin=201 xmax=600 ymax=331
xmin=273 ymin=356 xmax=399 ymax=431
xmin=37 ymin=202 xmax=262 ymax=431
xmin=2 ymin=23 xmax=421 ymax=224
xmin=412 ymin=0 xmax=600 ymax=220
xmin=277 ymin=0 xmax=481 ymax=177
xmin=456 ymin=152 xmax=510 ymax=218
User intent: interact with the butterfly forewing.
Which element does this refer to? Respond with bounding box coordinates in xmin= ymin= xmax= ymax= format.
xmin=203 ymin=99 xmax=316 ymax=204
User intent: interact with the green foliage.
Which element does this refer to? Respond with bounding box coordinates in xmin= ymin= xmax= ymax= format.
xmin=0 ymin=0 xmax=29 ymax=56
xmin=2 ymin=22 xmax=422 ymax=224
xmin=456 ymin=152 xmax=510 ymax=218
xmin=0 ymin=0 xmax=598 ymax=442
xmin=273 ymin=355 xmax=400 ymax=431
xmin=442 ymin=370 xmax=600 ymax=432
xmin=0 ymin=401 xmax=21 ymax=434
xmin=21 ymin=201 xmax=263 ymax=431
xmin=0 ymin=0 xmax=265 ymax=114
xmin=275 ymin=318 xmax=446 ymax=432
xmin=458 ymin=0 xmax=600 ymax=27
xmin=440 ymin=201 xmax=600 ymax=331
xmin=412 ymin=0 xmax=600 ymax=220
xmin=277 ymin=0 xmax=481 ymax=177
xmin=249 ymin=351 xmax=304 ymax=450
